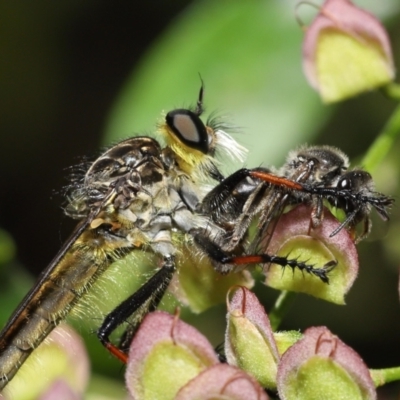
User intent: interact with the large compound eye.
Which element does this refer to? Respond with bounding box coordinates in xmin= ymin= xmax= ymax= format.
xmin=338 ymin=171 xmax=372 ymax=191
xmin=165 ymin=109 xmax=209 ymax=154
xmin=338 ymin=177 xmax=351 ymax=189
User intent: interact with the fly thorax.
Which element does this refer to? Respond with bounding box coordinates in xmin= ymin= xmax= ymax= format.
xmin=66 ymin=137 xmax=166 ymax=219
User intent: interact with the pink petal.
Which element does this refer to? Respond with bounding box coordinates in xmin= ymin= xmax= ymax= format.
xmin=175 ymin=364 xmax=269 ymax=400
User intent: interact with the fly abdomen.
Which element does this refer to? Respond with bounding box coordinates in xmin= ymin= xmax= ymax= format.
xmin=0 ymin=228 xmax=129 ymax=389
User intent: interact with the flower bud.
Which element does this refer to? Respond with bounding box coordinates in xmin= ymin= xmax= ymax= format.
xmin=1 ymin=324 xmax=89 ymax=400
xmin=225 ymin=287 xmax=280 ymax=389
xmin=171 ymin=242 xmax=254 ymax=313
xmin=265 ymin=204 xmax=358 ymax=304
xmin=302 ymin=0 xmax=395 ymax=103
xmin=277 ymin=326 xmax=376 ymax=400
xmin=125 ymin=311 xmax=219 ymax=400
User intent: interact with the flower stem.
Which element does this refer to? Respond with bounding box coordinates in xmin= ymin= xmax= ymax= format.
xmin=269 ymin=290 xmax=297 ymax=330
xmin=362 ymin=102 xmax=400 ymax=172
xmin=382 ymin=82 xmax=400 ymax=100
xmin=370 ymin=366 xmax=400 ymax=387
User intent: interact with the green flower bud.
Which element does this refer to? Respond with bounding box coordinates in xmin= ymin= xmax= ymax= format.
xmin=172 ymin=241 xmax=254 ymax=313
xmin=225 ymin=287 xmax=280 ymax=389
xmin=125 ymin=311 xmax=219 ymax=400
xmin=277 ymin=326 xmax=376 ymax=400
xmin=265 ymin=205 xmax=358 ymax=304
xmin=303 ymin=0 xmax=395 ymax=103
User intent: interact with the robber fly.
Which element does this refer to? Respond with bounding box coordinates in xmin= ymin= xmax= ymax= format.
xmin=0 ymin=86 xmax=329 ymax=393
xmin=0 ymin=84 xmax=247 ymax=391
xmin=200 ymin=145 xmax=393 ymax=273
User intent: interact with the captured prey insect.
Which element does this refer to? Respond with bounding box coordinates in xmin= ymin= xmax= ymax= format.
xmin=200 ymin=145 xmax=393 ymax=279
xmin=0 ymin=85 xmax=250 ymax=391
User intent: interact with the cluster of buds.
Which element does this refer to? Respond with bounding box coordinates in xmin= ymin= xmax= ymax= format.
xmin=125 ymin=287 xmax=377 ymax=399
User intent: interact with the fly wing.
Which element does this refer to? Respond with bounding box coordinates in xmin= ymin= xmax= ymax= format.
xmin=0 ymin=196 xmax=130 ymax=389
xmin=0 ymin=210 xmax=95 ymax=344
xmin=247 ymin=189 xmax=289 ymax=255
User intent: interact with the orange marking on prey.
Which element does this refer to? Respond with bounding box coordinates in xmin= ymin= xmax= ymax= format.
xmin=250 ymin=171 xmax=303 ymax=190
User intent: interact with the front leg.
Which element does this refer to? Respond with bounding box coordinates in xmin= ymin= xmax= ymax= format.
xmin=191 ymin=229 xmax=336 ymax=284
xmin=97 ymin=255 xmax=176 ymax=362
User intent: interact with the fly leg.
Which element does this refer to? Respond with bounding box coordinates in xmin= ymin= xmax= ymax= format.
xmin=97 ymin=255 xmax=176 ymax=363
xmin=192 ymin=229 xmax=336 ymax=284
xmin=202 ymin=168 xmax=303 ymax=215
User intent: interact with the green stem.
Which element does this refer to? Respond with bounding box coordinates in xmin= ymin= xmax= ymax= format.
xmin=382 ymin=82 xmax=400 ymax=100
xmin=362 ymin=102 xmax=400 ymax=172
xmin=370 ymin=366 xmax=400 ymax=387
xmin=269 ymin=290 xmax=297 ymax=330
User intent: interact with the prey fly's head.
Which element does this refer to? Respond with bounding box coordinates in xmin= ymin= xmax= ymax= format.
xmin=313 ymin=168 xmax=393 ymax=241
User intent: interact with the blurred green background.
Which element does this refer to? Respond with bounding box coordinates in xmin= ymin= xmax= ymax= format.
xmin=1 ymin=0 xmax=400 ymax=398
